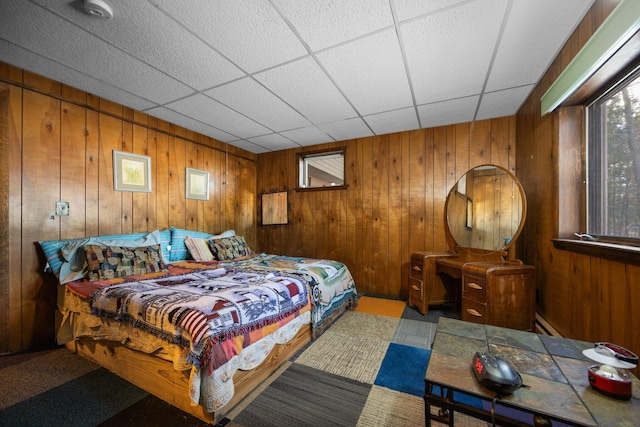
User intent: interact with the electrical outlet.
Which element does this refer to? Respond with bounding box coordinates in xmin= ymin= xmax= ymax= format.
xmin=56 ymin=201 xmax=69 ymax=216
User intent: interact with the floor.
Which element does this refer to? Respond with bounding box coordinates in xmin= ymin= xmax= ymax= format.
xmin=223 ymin=296 xmax=485 ymax=427
xmin=0 ymin=297 xmax=488 ymax=427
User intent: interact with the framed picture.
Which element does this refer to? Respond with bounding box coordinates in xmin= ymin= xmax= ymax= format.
xmin=186 ymin=168 xmax=210 ymax=200
xmin=261 ymin=191 xmax=288 ymax=225
xmin=113 ymin=150 xmax=152 ymax=192
xmin=466 ymin=197 xmax=473 ymax=230
xmin=456 ymin=174 xmax=467 ymax=196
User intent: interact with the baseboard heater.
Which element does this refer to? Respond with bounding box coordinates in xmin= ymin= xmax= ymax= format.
xmin=535 ymin=313 xmax=563 ymax=337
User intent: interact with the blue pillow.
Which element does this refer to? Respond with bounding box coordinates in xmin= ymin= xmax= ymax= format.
xmin=38 ymin=238 xmax=83 ymax=276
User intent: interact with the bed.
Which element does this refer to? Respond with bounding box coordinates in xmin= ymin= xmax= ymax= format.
xmin=41 ymin=228 xmax=358 ymax=424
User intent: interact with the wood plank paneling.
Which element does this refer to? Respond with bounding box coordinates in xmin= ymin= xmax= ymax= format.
xmin=61 ymin=102 xmax=87 ymax=239
xmin=0 ymin=83 xmax=13 ymax=354
xmin=155 ymin=131 xmax=169 ymax=231
xmin=121 ymin=120 xmax=134 ymax=234
xmin=0 ymin=66 xmax=257 ymax=353
xmin=388 ymin=132 xmax=403 ymax=297
xmin=98 ymin=114 xmax=123 ymax=236
xmin=22 ymin=90 xmax=60 ymax=348
xmin=132 ymin=123 xmax=150 ymax=232
xmin=257 ymin=117 xmax=516 ymax=298
xmin=168 ymin=136 xmax=186 ymax=229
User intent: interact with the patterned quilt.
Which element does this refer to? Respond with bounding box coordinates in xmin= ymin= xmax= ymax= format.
xmin=73 ymin=254 xmax=358 ymax=373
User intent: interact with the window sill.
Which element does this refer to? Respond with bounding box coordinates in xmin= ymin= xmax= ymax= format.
xmin=295 ymin=185 xmax=348 ymax=192
xmin=552 ymin=238 xmax=640 ymax=266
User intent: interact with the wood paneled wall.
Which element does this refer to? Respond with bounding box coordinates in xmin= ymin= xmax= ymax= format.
xmin=0 ymin=63 xmax=257 ymax=354
xmin=256 ymin=117 xmax=516 ymax=298
xmin=516 ymin=0 xmax=640 ymax=376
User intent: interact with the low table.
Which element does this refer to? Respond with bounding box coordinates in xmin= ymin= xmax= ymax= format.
xmin=424 ymin=318 xmax=640 ymax=426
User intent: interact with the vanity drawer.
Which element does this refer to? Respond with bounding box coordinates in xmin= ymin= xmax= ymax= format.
xmin=462 ymin=275 xmax=486 ymax=303
xmin=462 ymin=297 xmax=486 ymax=324
xmin=410 ymin=260 xmax=424 ymax=280
xmin=409 ymin=276 xmax=424 ymax=302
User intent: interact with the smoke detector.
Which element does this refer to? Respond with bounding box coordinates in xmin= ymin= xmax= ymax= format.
xmin=84 ymin=0 xmax=113 ymax=20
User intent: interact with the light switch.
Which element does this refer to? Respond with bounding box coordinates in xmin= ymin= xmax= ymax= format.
xmin=56 ymin=201 xmax=69 ymax=216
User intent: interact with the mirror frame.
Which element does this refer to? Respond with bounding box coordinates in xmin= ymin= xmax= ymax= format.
xmin=445 ymin=164 xmax=527 ymax=253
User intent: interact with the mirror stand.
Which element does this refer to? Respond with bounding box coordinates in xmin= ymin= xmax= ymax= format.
xmin=409 ymin=165 xmax=536 ymax=331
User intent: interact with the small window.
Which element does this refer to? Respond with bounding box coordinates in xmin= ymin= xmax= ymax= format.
xmin=297 ymin=148 xmax=346 ymax=190
xmin=587 ymin=66 xmax=640 ymax=242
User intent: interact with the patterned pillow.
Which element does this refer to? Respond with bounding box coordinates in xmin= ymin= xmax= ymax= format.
xmin=169 ymin=227 xmax=236 ymax=261
xmin=208 ymin=236 xmax=253 ymax=260
xmin=84 ymin=244 xmax=167 ymax=281
xmin=184 ymin=236 xmax=214 ymax=261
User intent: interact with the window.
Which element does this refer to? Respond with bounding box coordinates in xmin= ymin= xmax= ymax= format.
xmin=587 ymin=66 xmax=640 ymax=242
xmin=297 ymin=148 xmax=346 ymax=190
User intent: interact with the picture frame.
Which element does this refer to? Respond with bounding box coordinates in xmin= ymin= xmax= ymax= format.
xmin=261 ymin=191 xmax=288 ymax=225
xmin=466 ymin=197 xmax=473 ymax=230
xmin=456 ymin=174 xmax=467 ymax=196
xmin=113 ymin=150 xmax=152 ymax=193
xmin=186 ymin=168 xmax=210 ymax=200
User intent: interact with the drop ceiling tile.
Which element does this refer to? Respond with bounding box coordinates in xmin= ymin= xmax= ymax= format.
xmin=247 ymin=133 xmax=300 ymax=152
xmin=475 ymin=85 xmax=534 ymax=121
xmin=273 ymin=0 xmax=393 ymax=51
xmin=0 ymin=1 xmax=193 ymax=105
xmin=255 ymin=56 xmax=357 ymax=124
xmin=165 ymin=93 xmax=271 ymax=139
xmin=280 ymin=126 xmax=334 ymax=146
xmin=144 ymin=106 xmax=238 ymax=142
xmin=155 ymin=0 xmax=307 ymax=73
xmin=0 ymin=39 xmax=155 ymax=112
xmin=402 ymin=0 xmax=507 ymax=105
xmin=417 ymin=96 xmax=479 ymax=129
xmin=206 ymin=77 xmax=310 ymax=132
xmin=364 ymin=107 xmax=420 ymax=135
xmin=485 ymin=0 xmax=594 ymax=92
xmin=31 ymin=0 xmax=244 ymax=90
xmin=318 ymin=118 xmax=374 ymax=142
xmin=317 ymin=28 xmax=413 ymax=116
xmin=393 ymin=0 xmax=468 ymax=22
xmin=229 ymin=139 xmax=271 ymax=154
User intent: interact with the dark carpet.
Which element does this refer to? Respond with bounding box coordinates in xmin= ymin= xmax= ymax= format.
xmin=233 ymin=364 xmax=371 ymax=427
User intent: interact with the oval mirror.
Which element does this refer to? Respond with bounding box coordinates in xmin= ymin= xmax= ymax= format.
xmin=446 ymin=165 xmax=526 ymax=252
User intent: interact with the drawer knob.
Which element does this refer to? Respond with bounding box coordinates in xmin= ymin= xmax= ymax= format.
xmin=466 ymin=282 xmax=482 ymax=290
xmin=412 ymin=265 xmax=422 ymax=272
xmin=466 ymin=308 xmax=482 ymax=317
xmin=411 ymin=285 xmax=420 ymax=291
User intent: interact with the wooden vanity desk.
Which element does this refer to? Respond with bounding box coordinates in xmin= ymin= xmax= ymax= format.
xmin=408 ymin=165 xmax=536 ymax=331
xmin=410 ymin=250 xmax=536 ymax=331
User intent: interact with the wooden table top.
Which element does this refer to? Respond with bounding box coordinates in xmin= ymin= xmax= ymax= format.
xmin=425 ymin=318 xmax=640 ymax=426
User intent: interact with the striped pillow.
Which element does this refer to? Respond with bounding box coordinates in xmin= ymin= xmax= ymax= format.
xmin=184 ymin=236 xmax=214 ymax=262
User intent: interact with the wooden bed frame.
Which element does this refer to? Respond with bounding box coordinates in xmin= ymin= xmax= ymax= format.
xmin=66 ymin=323 xmax=312 ymax=425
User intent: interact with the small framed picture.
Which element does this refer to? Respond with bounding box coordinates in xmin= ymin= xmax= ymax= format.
xmin=113 ymin=150 xmax=152 ymax=192
xmin=466 ymin=197 xmax=473 ymax=230
xmin=186 ymin=168 xmax=210 ymax=200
